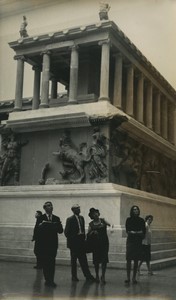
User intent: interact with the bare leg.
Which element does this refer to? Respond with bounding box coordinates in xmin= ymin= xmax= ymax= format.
xmin=138 ymin=260 xmax=143 ymax=273
xmin=95 ymin=263 xmax=100 ymax=282
xmin=132 ymin=260 xmax=138 ymax=283
xmin=125 ymin=260 xmax=131 ymax=283
xmin=146 ymin=260 xmax=153 ymax=274
xmin=101 ymin=263 xmax=107 ymax=283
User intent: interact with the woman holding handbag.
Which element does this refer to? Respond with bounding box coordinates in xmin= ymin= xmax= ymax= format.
xmin=87 ymin=208 xmax=111 ymax=284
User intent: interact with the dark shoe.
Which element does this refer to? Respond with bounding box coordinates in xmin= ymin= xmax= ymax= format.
xmin=100 ymin=276 xmax=106 ymax=284
xmin=45 ymin=281 xmax=57 ymax=288
xmin=72 ymin=277 xmax=79 ymax=282
xmin=132 ymin=279 xmax=137 ymax=284
xmin=124 ymin=279 xmax=130 ymax=284
xmin=86 ymin=275 xmax=96 ymax=282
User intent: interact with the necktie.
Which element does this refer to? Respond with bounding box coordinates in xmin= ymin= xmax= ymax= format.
xmin=48 ymin=215 xmax=52 ymax=221
xmin=77 ymin=216 xmax=83 ymax=234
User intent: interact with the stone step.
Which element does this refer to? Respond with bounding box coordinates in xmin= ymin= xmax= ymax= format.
xmin=0 ymin=252 xmax=176 ymax=271
xmin=151 ymin=248 xmax=176 ymax=260
xmin=1 ymin=245 xmax=176 ymax=265
xmin=152 ymin=242 xmax=176 ymax=251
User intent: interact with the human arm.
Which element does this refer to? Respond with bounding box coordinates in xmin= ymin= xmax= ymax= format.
xmin=64 ymin=217 xmax=71 ymax=238
xmin=54 ymin=216 xmax=63 ymax=234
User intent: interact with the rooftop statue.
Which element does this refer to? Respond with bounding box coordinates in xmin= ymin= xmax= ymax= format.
xmin=19 ymin=15 xmax=28 ymax=38
xmin=99 ymin=2 xmax=110 ymax=21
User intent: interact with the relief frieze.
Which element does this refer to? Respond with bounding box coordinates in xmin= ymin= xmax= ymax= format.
xmin=39 ymin=128 xmax=109 ymax=184
xmin=110 ymin=129 xmax=176 ymax=198
xmin=0 ymin=133 xmax=28 ymax=186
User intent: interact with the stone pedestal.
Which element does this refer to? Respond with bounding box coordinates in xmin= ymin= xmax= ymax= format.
xmin=0 ymin=184 xmax=176 ymax=269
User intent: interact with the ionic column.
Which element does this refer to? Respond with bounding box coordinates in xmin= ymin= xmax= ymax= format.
xmin=99 ymin=40 xmax=110 ymax=101
xmin=14 ymin=55 xmax=25 ymax=111
xmin=113 ymin=53 xmax=122 ymax=108
xmin=40 ymin=51 xmax=51 ymax=108
xmin=136 ymin=73 xmax=144 ymax=123
xmin=68 ymin=45 xmax=79 ymax=104
xmin=126 ymin=64 xmax=134 ymax=116
xmin=153 ymin=91 xmax=161 ymax=135
xmin=32 ymin=66 xmax=41 ymax=110
xmin=174 ymin=107 xmax=176 ymax=145
xmin=51 ymin=78 xmax=57 ymax=99
xmin=168 ymin=104 xmax=175 ymax=144
xmin=145 ymin=82 xmax=153 ymax=129
xmin=161 ymin=97 xmax=168 ymax=140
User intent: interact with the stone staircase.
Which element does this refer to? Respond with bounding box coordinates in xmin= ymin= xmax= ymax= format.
xmin=0 ymin=226 xmax=176 ymax=270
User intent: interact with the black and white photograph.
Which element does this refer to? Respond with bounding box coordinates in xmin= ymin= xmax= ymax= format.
xmin=0 ymin=1 xmax=176 ymax=299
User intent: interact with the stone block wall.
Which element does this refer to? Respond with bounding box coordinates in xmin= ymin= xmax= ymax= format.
xmin=0 ymin=183 xmax=176 ymax=269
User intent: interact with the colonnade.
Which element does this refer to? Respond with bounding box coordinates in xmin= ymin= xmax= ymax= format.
xmin=14 ymin=39 xmax=110 ymax=112
xmin=113 ymin=54 xmax=176 ymax=145
xmin=13 ymin=39 xmax=176 ymax=146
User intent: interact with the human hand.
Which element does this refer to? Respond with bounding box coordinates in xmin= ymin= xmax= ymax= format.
xmin=110 ymin=224 xmax=114 ymax=233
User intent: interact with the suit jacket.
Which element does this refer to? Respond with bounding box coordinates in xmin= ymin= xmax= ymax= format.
xmin=64 ymin=214 xmax=85 ymax=249
xmin=36 ymin=213 xmax=63 ymax=256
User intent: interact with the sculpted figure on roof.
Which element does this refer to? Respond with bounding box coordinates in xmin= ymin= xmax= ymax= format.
xmin=99 ymin=2 xmax=110 ymax=20
xmin=19 ymin=15 xmax=28 ymax=38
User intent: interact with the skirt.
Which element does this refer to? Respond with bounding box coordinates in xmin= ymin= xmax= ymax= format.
xmin=141 ymin=244 xmax=151 ymax=261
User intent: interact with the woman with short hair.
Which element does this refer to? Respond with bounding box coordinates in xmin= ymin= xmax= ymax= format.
xmin=125 ymin=205 xmax=146 ymax=284
xmin=138 ymin=215 xmax=154 ymax=275
xmin=87 ymin=208 xmax=111 ymax=284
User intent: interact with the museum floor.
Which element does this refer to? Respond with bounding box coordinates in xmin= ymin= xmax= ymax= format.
xmin=0 ymin=261 xmax=175 ymax=300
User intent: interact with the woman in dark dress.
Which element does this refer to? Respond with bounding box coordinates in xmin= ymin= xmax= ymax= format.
xmin=125 ymin=205 xmax=146 ymax=284
xmin=87 ymin=208 xmax=110 ymax=284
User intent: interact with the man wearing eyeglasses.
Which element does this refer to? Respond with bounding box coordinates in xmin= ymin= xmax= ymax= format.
xmin=36 ymin=201 xmax=63 ymax=288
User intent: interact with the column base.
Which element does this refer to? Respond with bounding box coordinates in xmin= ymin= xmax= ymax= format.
xmin=98 ymin=97 xmax=110 ymax=101
xmin=13 ymin=107 xmax=22 ymax=112
xmin=39 ymin=104 xmax=49 ymax=109
xmin=68 ymin=99 xmax=78 ymax=104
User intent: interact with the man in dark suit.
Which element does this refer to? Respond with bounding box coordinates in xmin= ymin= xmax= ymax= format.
xmin=36 ymin=201 xmax=63 ymax=287
xmin=64 ymin=204 xmax=95 ymax=282
xmin=32 ymin=210 xmax=43 ymax=269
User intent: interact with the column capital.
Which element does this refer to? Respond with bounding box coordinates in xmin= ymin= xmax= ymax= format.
xmin=98 ymin=39 xmax=111 ymax=47
xmin=70 ymin=44 xmax=79 ymax=51
xmin=125 ymin=62 xmax=134 ymax=70
xmin=14 ymin=55 xmax=26 ymax=61
xmin=40 ymin=50 xmax=51 ymax=56
xmin=135 ymin=71 xmax=144 ymax=80
xmin=113 ymin=52 xmax=123 ymax=59
xmin=50 ymin=76 xmax=57 ymax=82
xmin=32 ymin=65 xmax=42 ymax=72
xmin=145 ymin=80 xmax=153 ymax=87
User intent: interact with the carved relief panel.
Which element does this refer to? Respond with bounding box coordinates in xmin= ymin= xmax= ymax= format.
xmin=110 ymin=128 xmax=176 ymax=198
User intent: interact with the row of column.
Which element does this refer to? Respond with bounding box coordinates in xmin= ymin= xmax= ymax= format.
xmin=113 ymin=54 xmax=176 ymax=145
xmin=14 ymin=42 xmax=176 ymax=145
xmin=14 ymin=39 xmax=111 ymax=112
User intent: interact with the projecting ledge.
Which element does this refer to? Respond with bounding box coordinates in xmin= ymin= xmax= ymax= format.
xmin=4 ymin=102 xmax=125 ymax=132
xmin=5 ymin=112 xmax=90 ymax=132
xmin=121 ymin=117 xmax=176 ymax=162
